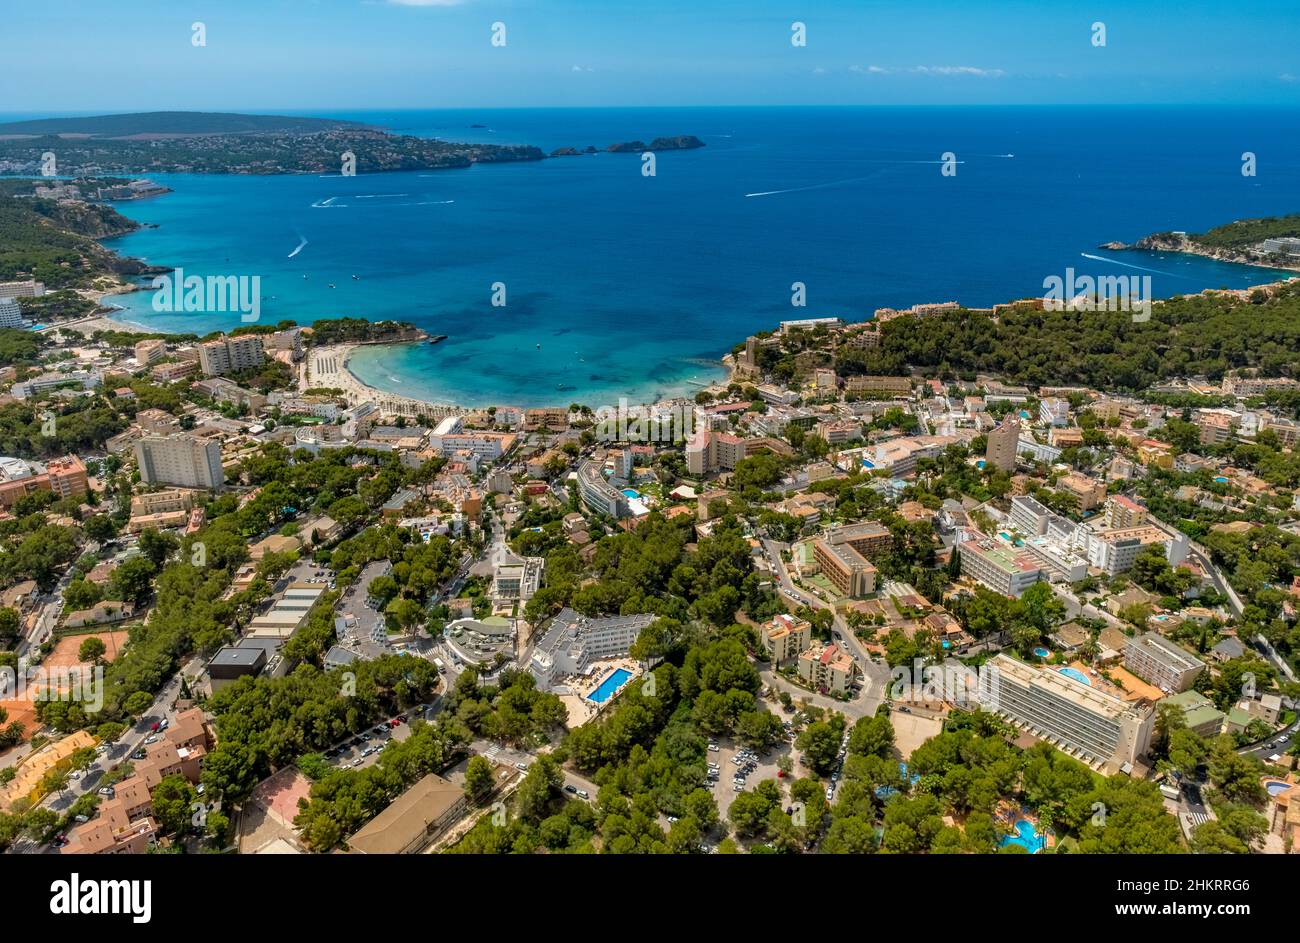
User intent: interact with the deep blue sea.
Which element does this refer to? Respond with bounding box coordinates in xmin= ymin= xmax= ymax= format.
xmin=79 ymin=106 xmax=1300 ymax=406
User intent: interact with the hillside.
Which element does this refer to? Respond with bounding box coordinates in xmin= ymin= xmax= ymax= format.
xmin=1102 ymin=212 xmax=1300 ymax=270
xmin=834 ymin=280 xmax=1300 ymax=391
xmin=0 ymin=111 xmax=367 ymax=138
xmin=1191 ymin=213 xmax=1300 ymax=251
xmin=0 ymin=180 xmax=154 ymax=290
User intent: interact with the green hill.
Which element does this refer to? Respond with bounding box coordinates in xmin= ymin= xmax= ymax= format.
xmin=0 ymin=111 xmax=368 ymax=138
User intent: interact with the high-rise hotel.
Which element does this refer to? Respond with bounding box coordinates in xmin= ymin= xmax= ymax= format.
xmin=979 ymin=654 xmax=1154 ymax=773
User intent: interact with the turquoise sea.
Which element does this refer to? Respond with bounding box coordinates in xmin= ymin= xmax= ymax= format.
xmin=90 ymin=106 xmax=1300 ymax=407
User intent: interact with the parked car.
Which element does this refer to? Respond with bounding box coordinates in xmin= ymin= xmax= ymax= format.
xmin=576 ymin=789 xmax=589 ymax=800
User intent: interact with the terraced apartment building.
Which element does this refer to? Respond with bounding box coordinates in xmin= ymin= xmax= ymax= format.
xmin=979 ymin=654 xmax=1154 ymax=773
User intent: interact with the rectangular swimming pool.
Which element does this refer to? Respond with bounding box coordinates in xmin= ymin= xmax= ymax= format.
xmin=586 ymin=667 xmax=633 ymax=703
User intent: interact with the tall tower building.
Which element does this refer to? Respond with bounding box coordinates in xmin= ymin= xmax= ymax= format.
xmin=984 ymin=417 xmax=1021 ymax=472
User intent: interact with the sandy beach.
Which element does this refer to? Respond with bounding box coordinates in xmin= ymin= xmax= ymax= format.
xmin=49 ymin=314 xmax=156 ymax=337
xmin=304 ymin=341 xmax=462 ymax=417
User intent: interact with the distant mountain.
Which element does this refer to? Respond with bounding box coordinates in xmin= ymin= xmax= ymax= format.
xmin=0 ymin=111 xmax=370 ymax=138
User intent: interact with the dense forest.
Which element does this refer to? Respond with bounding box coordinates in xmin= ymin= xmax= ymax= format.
xmin=837 ymin=280 xmax=1300 ymax=390
xmin=1191 ymin=212 xmax=1300 ymax=250
xmin=0 ymin=182 xmax=143 ymax=289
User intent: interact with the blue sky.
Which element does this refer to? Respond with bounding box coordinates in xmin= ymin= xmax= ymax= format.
xmin=4 ymin=0 xmax=1299 ymax=112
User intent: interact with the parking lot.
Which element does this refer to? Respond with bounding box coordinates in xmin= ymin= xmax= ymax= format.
xmin=321 ymin=701 xmax=441 ymax=770
xmin=708 ymin=726 xmax=806 ymax=822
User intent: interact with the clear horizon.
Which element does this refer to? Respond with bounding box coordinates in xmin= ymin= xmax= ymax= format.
xmin=5 ymin=0 xmax=1299 ymax=112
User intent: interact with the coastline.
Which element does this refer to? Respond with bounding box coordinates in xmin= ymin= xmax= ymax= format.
xmin=1101 ymin=233 xmax=1300 ymax=274
xmin=306 ymin=341 xmax=462 ymax=417
xmin=51 ymin=313 xmax=157 ymax=337
xmin=328 ymin=339 xmax=731 ymax=414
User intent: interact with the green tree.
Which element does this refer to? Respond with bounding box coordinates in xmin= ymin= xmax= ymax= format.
xmin=464 ymin=755 xmax=495 ymax=803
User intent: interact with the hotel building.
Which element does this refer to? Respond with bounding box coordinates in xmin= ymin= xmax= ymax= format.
xmin=527 ymin=608 xmax=655 ymax=687
xmin=979 ymin=654 xmax=1154 ymax=772
xmin=813 ymin=537 xmax=877 ymax=598
xmin=1008 ymin=494 xmax=1053 ymax=537
xmin=956 ymin=529 xmax=1042 ymax=598
xmin=134 ymin=434 xmax=224 ymax=490
xmin=0 ymin=299 xmax=22 ymax=329
xmin=576 ymin=459 xmax=630 ymax=518
xmin=1079 ymin=523 xmax=1186 ymax=577
xmin=197 ymin=334 xmax=265 ymax=377
xmin=1124 ymin=633 xmax=1205 ymax=694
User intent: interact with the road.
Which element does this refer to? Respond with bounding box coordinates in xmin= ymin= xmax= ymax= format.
xmin=758 ymin=535 xmax=891 ymax=715
xmin=9 ymin=656 xmax=202 ymax=854
xmin=1051 ymin=584 xmax=1126 ymax=629
xmin=469 ymin=738 xmax=600 ymax=800
xmin=1237 ymin=708 xmax=1298 ymax=761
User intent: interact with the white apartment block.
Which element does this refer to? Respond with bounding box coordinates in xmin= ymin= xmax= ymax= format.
xmin=1124 ymin=633 xmax=1205 ymax=693
xmin=1008 ymin=494 xmax=1053 ymax=537
xmin=577 ymin=459 xmax=630 ymax=517
xmin=1039 ymin=397 xmax=1070 ymax=427
xmin=435 ymin=433 xmax=506 ymax=460
xmin=133 ymin=434 xmax=224 ymax=490
xmin=0 ymin=299 xmax=23 ymax=328
xmin=979 ymin=654 xmax=1154 ymax=772
xmin=198 ymin=334 xmax=266 ymax=377
xmin=527 ymin=609 xmax=655 ymax=687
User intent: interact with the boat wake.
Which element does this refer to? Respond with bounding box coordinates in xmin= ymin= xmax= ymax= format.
xmin=745 ymin=173 xmax=880 ymax=198
xmin=1079 ymin=252 xmax=1192 ymax=279
xmin=287 ymin=233 xmax=308 ymax=258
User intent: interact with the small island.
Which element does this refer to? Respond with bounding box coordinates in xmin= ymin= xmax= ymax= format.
xmin=551 ymin=135 xmax=706 ymax=156
xmin=1103 ymin=211 xmax=1300 ymax=271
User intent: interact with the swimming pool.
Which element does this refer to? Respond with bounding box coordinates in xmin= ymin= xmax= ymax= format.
xmin=586 ymin=668 xmax=633 ymax=703
xmin=1214 ymin=476 xmax=1229 ymax=483
xmin=1032 ymin=647 xmax=1050 ymax=658
xmin=1057 ymin=667 xmax=1092 ymax=686
xmin=1000 ymin=819 xmax=1047 ymax=854
xmin=1265 ymin=779 xmax=1294 ymax=797
xmin=622 ymin=489 xmax=641 ymax=499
